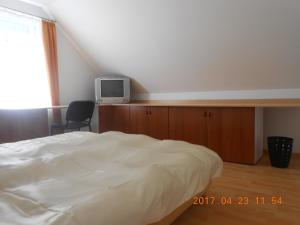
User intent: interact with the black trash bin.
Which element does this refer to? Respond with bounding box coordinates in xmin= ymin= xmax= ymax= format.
xmin=267 ymin=136 xmax=293 ymax=168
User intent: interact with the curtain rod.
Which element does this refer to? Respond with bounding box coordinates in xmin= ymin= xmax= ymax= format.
xmin=0 ymin=5 xmax=56 ymax=23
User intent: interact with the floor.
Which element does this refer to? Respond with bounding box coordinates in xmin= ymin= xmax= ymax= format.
xmin=173 ymin=153 xmax=300 ymax=225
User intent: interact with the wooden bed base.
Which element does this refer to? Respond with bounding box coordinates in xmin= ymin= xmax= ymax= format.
xmin=149 ymin=185 xmax=209 ymax=225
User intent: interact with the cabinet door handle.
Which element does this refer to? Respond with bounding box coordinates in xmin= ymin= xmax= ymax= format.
xmin=146 ymin=110 xmax=148 ymax=115
xmin=208 ymin=112 xmax=212 ymax=118
xmin=204 ymin=112 xmax=207 ymax=117
xmin=149 ymin=110 xmax=152 ymax=115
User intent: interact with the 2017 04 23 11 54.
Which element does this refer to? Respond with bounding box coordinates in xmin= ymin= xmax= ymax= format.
xmin=193 ymin=196 xmax=283 ymax=206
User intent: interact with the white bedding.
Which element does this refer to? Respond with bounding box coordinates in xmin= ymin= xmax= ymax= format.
xmin=0 ymin=131 xmax=222 ymax=225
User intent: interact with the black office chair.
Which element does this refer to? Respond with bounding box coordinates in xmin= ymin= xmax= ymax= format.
xmin=51 ymin=101 xmax=95 ymax=135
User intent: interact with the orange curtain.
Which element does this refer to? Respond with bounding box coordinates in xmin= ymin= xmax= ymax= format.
xmin=42 ymin=20 xmax=62 ymax=123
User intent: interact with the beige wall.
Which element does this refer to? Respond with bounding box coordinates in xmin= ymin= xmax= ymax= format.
xmin=264 ymin=108 xmax=300 ymax=153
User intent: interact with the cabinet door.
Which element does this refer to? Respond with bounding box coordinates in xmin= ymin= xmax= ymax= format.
xmin=98 ymin=105 xmax=113 ymax=133
xmin=206 ymin=108 xmax=222 ymax=157
xmin=183 ymin=108 xmax=207 ymax=145
xmin=111 ymin=106 xmax=130 ymax=133
xmin=169 ymin=107 xmax=185 ymax=140
xmin=169 ymin=107 xmax=207 ymax=145
xmin=129 ymin=106 xmax=149 ymax=135
xmin=98 ymin=105 xmax=130 ymax=133
xmin=221 ymin=108 xmax=255 ymax=164
xmin=148 ymin=107 xmax=169 ymax=139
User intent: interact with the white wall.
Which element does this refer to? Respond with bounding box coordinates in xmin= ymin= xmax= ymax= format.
xmin=264 ymin=108 xmax=300 ymax=153
xmin=56 ymin=29 xmax=98 ymax=130
xmin=0 ymin=0 xmax=98 ymax=130
xmin=56 ymin=27 xmax=98 ymax=130
xmin=43 ymin=0 xmax=300 ymax=94
xmin=56 ymin=29 xmax=95 ymax=104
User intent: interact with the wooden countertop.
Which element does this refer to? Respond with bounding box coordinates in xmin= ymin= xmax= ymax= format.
xmin=98 ymin=99 xmax=300 ymax=107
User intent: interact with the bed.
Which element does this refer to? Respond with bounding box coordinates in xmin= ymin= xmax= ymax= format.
xmin=0 ymin=131 xmax=222 ymax=225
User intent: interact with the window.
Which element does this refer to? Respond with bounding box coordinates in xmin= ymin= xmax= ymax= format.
xmin=0 ymin=7 xmax=51 ymax=109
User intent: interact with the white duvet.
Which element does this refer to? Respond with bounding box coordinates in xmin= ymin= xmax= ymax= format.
xmin=0 ymin=131 xmax=222 ymax=225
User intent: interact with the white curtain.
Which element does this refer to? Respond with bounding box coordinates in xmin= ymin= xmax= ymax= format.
xmin=0 ymin=7 xmax=51 ymax=109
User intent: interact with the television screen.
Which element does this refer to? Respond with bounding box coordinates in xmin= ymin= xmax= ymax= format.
xmin=101 ymin=80 xmax=124 ymax=97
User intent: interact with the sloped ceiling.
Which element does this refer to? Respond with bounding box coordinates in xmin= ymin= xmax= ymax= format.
xmin=26 ymin=0 xmax=300 ymax=94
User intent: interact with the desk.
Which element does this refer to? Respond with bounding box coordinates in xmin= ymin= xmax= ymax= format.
xmin=99 ymin=98 xmax=300 ymax=107
xmin=46 ymin=105 xmax=68 ymax=109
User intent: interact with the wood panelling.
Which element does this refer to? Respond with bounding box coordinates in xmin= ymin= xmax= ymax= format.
xmin=0 ymin=109 xmax=48 ymax=143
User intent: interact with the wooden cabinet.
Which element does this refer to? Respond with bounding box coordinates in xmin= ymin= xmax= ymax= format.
xmin=98 ymin=105 xmax=130 ymax=133
xmin=128 ymin=106 xmax=148 ymax=135
xmin=169 ymin=107 xmax=207 ymax=145
xmin=99 ymin=105 xmax=168 ymax=140
xmin=169 ymin=107 xmax=222 ymax=155
xmin=169 ymin=107 xmax=256 ymax=164
xmin=112 ymin=106 xmax=130 ymax=133
xmin=220 ymin=108 xmax=255 ymax=164
xmin=98 ymin=105 xmax=263 ymax=164
xmin=130 ymin=106 xmax=168 ymax=139
xmin=98 ymin=105 xmax=112 ymax=133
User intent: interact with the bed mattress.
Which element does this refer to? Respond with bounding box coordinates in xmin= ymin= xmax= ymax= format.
xmin=0 ymin=131 xmax=222 ymax=225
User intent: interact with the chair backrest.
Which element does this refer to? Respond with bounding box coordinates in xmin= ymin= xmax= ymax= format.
xmin=66 ymin=101 xmax=95 ymax=123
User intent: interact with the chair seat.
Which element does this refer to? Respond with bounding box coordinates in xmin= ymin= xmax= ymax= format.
xmin=51 ymin=123 xmax=65 ymax=129
xmin=51 ymin=122 xmax=89 ymax=130
xmin=50 ymin=101 xmax=95 ymax=135
xmin=66 ymin=122 xmax=89 ymax=130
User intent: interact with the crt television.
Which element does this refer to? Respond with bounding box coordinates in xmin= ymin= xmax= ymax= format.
xmin=95 ymin=74 xmax=130 ymax=104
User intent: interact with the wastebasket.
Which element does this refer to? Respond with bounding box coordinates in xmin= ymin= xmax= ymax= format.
xmin=267 ymin=136 xmax=293 ymax=168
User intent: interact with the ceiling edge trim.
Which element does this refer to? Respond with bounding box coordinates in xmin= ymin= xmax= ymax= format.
xmin=133 ymin=89 xmax=300 ymax=100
